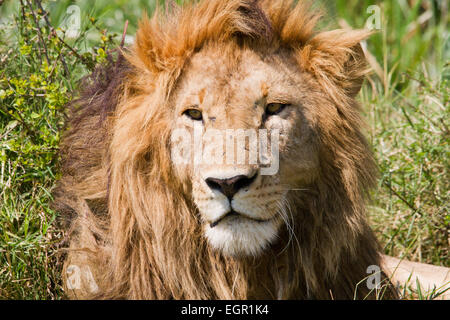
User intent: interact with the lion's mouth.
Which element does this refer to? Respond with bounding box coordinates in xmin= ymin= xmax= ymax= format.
xmin=209 ymin=210 xmax=273 ymax=228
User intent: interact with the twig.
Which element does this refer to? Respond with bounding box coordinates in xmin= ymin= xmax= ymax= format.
xmin=383 ymin=181 xmax=423 ymax=216
xmin=19 ymin=0 xmax=41 ymax=65
xmin=34 ymin=0 xmax=88 ymax=67
xmin=25 ymin=0 xmax=50 ymax=65
xmin=120 ymin=20 xmax=128 ymax=48
xmin=32 ymin=0 xmax=71 ymax=78
xmin=114 ymin=20 xmax=129 ymax=69
xmin=402 ymin=72 xmax=444 ymax=99
xmin=0 ymin=104 xmax=39 ymax=143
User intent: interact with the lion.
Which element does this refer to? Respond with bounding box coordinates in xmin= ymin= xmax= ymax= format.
xmin=54 ymin=0 xmax=448 ymax=300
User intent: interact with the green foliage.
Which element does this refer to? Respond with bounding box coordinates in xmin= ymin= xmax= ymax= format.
xmin=0 ymin=0 xmax=448 ymax=299
xmin=331 ymin=0 xmax=448 ymax=86
xmin=0 ymin=0 xmax=118 ymax=299
xmin=365 ymin=69 xmax=449 ymax=267
xmin=332 ymin=0 xmax=449 ymax=273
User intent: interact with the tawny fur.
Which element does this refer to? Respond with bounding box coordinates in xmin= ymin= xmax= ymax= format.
xmin=54 ymin=0 xmax=396 ymax=299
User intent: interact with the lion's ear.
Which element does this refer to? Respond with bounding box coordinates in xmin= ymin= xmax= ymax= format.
xmin=341 ymin=42 xmax=367 ymax=98
xmin=133 ymin=16 xmax=164 ymax=73
xmin=298 ymin=29 xmax=372 ymax=100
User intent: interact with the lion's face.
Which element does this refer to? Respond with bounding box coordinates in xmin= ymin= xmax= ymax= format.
xmin=170 ymin=44 xmax=320 ymax=256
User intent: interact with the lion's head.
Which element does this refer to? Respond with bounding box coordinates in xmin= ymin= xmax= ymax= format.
xmin=169 ymin=43 xmax=322 ymax=257
xmin=57 ymin=0 xmax=394 ymax=299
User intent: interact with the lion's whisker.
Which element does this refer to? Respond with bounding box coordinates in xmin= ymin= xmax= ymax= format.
xmin=282 ymin=197 xmax=301 ymax=253
xmin=274 ymin=197 xmax=300 ymax=255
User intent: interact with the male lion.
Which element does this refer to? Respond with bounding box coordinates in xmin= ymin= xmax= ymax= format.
xmin=54 ymin=0 xmax=448 ymax=300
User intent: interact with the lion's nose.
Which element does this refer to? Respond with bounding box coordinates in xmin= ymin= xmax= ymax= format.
xmin=205 ymin=174 xmax=257 ymax=199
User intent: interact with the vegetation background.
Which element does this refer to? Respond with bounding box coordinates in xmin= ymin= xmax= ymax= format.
xmin=0 ymin=0 xmax=448 ymax=299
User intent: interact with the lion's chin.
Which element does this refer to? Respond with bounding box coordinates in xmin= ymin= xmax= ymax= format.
xmin=204 ymin=215 xmax=281 ymax=257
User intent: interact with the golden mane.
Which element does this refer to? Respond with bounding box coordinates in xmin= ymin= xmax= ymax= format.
xmin=55 ymin=0 xmax=395 ymax=299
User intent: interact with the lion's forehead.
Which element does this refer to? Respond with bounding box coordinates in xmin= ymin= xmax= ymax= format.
xmin=175 ymin=47 xmax=293 ymax=113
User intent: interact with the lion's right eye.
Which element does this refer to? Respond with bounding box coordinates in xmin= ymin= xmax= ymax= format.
xmin=183 ymin=109 xmax=203 ymax=121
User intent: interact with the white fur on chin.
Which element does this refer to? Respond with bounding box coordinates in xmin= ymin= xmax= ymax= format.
xmin=204 ymin=216 xmax=281 ymax=257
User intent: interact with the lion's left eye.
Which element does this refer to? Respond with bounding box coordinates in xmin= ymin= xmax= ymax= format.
xmin=265 ymin=103 xmax=289 ymax=116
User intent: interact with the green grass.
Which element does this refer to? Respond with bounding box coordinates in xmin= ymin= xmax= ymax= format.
xmin=0 ymin=0 xmax=448 ymax=299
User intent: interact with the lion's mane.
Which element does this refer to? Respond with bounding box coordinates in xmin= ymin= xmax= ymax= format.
xmin=55 ymin=0 xmax=394 ymax=299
